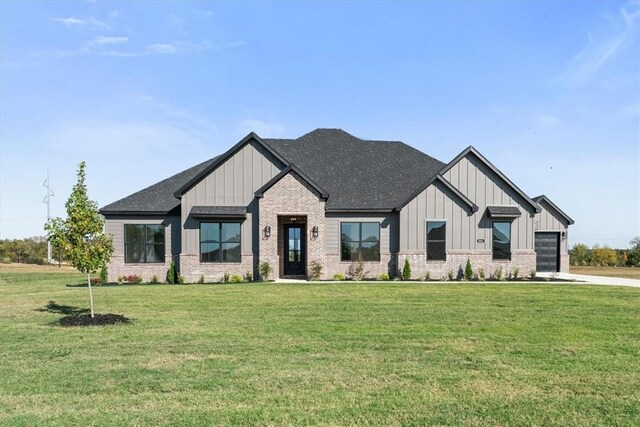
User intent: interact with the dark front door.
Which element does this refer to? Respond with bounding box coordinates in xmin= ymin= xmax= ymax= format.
xmin=535 ymin=232 xmax=560 ymax=272
xmin=284 ymin=225 xmax=305 ymax=276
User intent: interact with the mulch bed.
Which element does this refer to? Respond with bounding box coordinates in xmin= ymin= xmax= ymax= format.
xmin=58 ymin=313 xmax=130 ymax=327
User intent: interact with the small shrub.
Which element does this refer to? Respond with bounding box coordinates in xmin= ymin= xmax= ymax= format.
xmin=99 ymin=266 xmax=108 ymax=284
xmin=424 ymin=270 xmax=431 ymax=281
xmin=230 ymin=274 xmax=243 ymax=283
xmin=259 ymin=261 xmax=273 ymax=281
xmin=348 ymin=256 xmax=368 ymax=281
xmin=117 ymin=276 xmax=124 ymax=285
xmin=309 ymin=260 xmax=323 ymax=281
xmin=198 ymin=274 xmax=205 ymax=284
xmin=333 ymin=273 xmax=345 ymax=281
xmin=402 ymin=258 xmax=412 ymax=280
xmin=378 ymin=272 xmax=390 ymax=281
xmin=222 ymin=271 xmax=230 ymax=283
xmin=507 ymin=269 xmax=513 ymax=280
xmin=177 ymin=274 xmax=185 ymax=284
xmin=494 ymin=266 xmax=504 ymax=281
xmin=464 ymin=259 xmax=473 ymax=281
xmin=512 ymin=267 xmax=519 ymax=280
xmin=244 ymin=271 xmax=253 ymax=282
xmin=529 ymin=269 xmax=536 ymax=280
xmin=90 ymin=277 xmax=100 ymax=285
xmin=478 ymin=267 xmax=486 ymax=281
xmin=167 ymin=261 xmax=176 ymax=284
xmin=447 ymin=270 xmax=455 ymax=281
xmin=150 ymin=274 xmax=159 ymax=284
xmin=126 ymin=274 xmax=142 ymax=284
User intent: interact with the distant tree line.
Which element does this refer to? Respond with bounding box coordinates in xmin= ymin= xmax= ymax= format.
xmin=0 ymin=236 xmax=65 ymax=265
xmin=570 ymin=237 xmax=640 ymax=267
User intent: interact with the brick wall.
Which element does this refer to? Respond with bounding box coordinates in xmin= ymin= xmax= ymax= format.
xmin=179 ymin=253 xmax=254 ymax=283
xmin=107 ymin=255 xmax=175 ymax=283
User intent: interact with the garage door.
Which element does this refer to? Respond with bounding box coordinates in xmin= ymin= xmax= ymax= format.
xmin=535 ymin=232 xmax=560 ymax=272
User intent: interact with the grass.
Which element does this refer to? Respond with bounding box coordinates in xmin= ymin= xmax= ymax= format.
xmin=570 ymin=265 xmax=640 ymax=280
xmin=1 ymin=267 xmax=639 ymax=426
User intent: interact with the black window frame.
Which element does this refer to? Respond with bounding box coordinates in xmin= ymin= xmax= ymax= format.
xmin=199 ymin=221 xmax=242 ymax=263
xmin=340 ymin=222 xmax=381 ymax=262
xmin=124 ymin=224 xmax=166 ymax=264
xmin=426 ymin=221 xmax=446 ymax=261
xmin=492 ymin=221 xmax=512 ymax=261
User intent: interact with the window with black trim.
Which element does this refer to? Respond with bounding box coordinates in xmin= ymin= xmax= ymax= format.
xmin=341 ymin=222 xmax=380 ymax=261
xmin=124 ymin=224 xmax=165 ymax=263
xmin=200 ymin=222 xmax=241 ymax=263
xmin=426 ymin=221 xmax=446 ymax=261
xmin=492 ymin=221 xmax=511 ymax=260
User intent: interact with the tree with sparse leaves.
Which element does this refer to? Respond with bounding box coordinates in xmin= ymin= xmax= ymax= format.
xmin=45 ymin=162 xmax=113 ymax=317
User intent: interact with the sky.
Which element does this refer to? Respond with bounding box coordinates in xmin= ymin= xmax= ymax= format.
xmin=0 ymin=1 xmax=638 ymax=248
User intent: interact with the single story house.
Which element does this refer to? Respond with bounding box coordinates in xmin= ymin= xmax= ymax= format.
xmin=100 ymin=129 xmax=574 ymax=282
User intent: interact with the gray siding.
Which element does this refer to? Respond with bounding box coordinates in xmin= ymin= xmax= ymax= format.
xmin=105 ymin=215 xmax=181 ymax=258
xmin=535 ymin=199 xmax=569 ymax=254
xmin=325 ymin=212 xmax=399 ymax=255
xmin=181 ymin=140 xmax=284 ymax=255
xmin=400 ymin=152 xmax=536 ymax=253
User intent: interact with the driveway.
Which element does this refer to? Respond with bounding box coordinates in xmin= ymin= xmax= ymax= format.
xmin=537 ymin=272 xmax=640 ymax=288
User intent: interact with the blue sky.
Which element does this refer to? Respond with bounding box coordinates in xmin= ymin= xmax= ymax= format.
xmin=1 ymin=1 xmax=638 ymax=247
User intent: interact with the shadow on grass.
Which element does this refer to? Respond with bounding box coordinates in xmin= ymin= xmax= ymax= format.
xmin=36 ymin=300 xmax=130 ymax=327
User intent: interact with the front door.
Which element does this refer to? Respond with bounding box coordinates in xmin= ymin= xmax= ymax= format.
xmin=284 ymin=225 xmax=305 ymax=276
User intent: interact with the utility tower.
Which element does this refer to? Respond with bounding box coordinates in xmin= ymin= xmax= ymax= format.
xmin=43 ymin=170 xmax=54 ymax=263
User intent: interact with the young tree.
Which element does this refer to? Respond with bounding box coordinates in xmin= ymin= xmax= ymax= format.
xmin=45 ymin=162 xmax=113 ymax=317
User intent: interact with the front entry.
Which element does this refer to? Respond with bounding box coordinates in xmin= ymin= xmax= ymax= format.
xmin=535 ymin=232 xmax=560 ymax=272
xmin=284 ymin=224 xmax=306 ymax=276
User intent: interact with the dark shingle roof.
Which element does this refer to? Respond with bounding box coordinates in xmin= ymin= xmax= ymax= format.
xmin=99 ymin=156 xmax=219 ymax=215
xmin=487 ymin=205 xmax=522 ymax=218
xmin=263 ymin=129 xmax=445 ymax=210
xmin=189 ymin=206 xmax=247 ymax=218
xmin=532 ymin=195 xmax=575 ymax=225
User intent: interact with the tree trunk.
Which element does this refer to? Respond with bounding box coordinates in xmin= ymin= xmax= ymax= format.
xmin=87 ymin=272 xmax=95 ymax=318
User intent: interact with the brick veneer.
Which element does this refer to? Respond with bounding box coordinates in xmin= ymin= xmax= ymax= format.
xmin=325 ymin=253 xmax=396 ymax=279
xmin=258 ymin=172 xmax=325 ymax=279
xmin=107 ymin=255 xmax=176 ymax=283
xmin=179 ymin=253 xmax=254 ymax=283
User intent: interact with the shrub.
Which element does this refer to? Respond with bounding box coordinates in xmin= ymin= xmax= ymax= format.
xmin=378 ymin=272 xmax=390 ymax=281
xmin=99 ymin=266 xmax=108 ymax=284
xmin=244 ymin=271 xmax=253 ymax=282
xmin=259 ymin=261 xmax=273 ymax=281
xmin=150 ymin=274 xmax=159 ymax=284
xmin=198 ymin=274 xmax=205 ymax=284
xmin=424 ymin=270 xmax=431 ymax=281
xmin=167 ymin=261 xmax=176 ymax=284
xmin=447 ymin=270 xmax=455 ymax=281
xmin=125 ymin=274 xmax=143 ymax=284
xmin=529 ymin=269 xmax=536 ymax=280
xmin=333 ymin=273 xmax=345 ymax=281
xmin=117 ymin=276 xmax=124 ymax=285
xmin=90 ymin=277 xmax=100 ymax=285
xmin=230 ymin=274 xmax=243 ymax=283
xmin=464 ymin=259 xmax=473 ymax=281
xmin=512 ymin=267 xmax=519 ymax=280
xmin=478 ymin=267 xmax=485 ymax=281
xmin=309 ymin=260 xmax=323 ymax=281
xmin=494 ymin=266 xmax=504 ymax=281
xmin=401 ymin=258 xmax=411 ymax=280
xmin=177 ymin=274 xmax=185 ymax=284
xmin=222 ymin=271 xmax=230 ymax=283
xmin=348 ymin=255 xmax=368 ymax=281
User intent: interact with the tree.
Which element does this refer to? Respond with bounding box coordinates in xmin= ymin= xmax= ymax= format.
xmin=628 ymin=236 xmax=640 ymax=267
xmin=402 ymin=258 xmax=411 ymax=280
xmin=591 ymin=246 xmax=617 ymax=267
xmin=464 ymin=259 xmax=473 ymax=281
xmin=45 ymin=162 xmax=114 ymax=317
xmin=569 ymin=243 xmax=591 ymax=266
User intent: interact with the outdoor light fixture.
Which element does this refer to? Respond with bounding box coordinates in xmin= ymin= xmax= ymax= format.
xmin=561 ymin=231 xmax=566 ymax=240
xmin=264 ymin=225 xmax=271 ymax=238
xmin=312 ymin=226 xmax=319 ymax=238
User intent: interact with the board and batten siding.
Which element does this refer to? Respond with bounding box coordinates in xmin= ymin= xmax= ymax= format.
xmin=400 ymin=152 xmax=536 ymax=253
xmin=181 ymin=140 xmax=285 ymax=255
xmin=105 ymin=215 xmax=181 ymax=258
xmin=535 ymin=199 xmax=569 ymax=254
xmin=324 ymin=212 xmax=399 ymax=255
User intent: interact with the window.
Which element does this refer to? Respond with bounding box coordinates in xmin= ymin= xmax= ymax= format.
xmin=426 ymin=221 xmax=446 ymax=261
xmin=124 ymin=224 xmax=165 ymax=263
xmin=200 ymin=222 xmax=241 ymax=263
xmin=341 ymin=222 xmax=380 ymax=261
xmin=492 ymin=221 xmax=511 ymax=260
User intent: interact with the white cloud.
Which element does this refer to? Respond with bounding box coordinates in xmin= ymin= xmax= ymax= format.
xmin=562 ymin=0 xmax=640 ymax=85
xmin=88 ymin=36 xmax=128 ymax=46
xmin=52 ymin=17 xmax=108 ymax=28
xmin=147 ymin=43 xmax=178 ymax=54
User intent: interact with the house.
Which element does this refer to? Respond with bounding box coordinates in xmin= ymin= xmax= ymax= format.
xmin=99 ymin=129 xmax=573 ymax=282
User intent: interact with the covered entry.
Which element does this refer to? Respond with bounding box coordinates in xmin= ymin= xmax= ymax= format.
xmin=535 ymin=232 xmax=560 ymax=272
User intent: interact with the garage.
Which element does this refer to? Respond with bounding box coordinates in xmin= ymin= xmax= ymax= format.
xmin=535 ymin=232 xmax=560 ymax=272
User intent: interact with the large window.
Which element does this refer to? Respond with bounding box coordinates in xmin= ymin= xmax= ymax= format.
xmin=341 ymin=222 xmax=380 ymax=261
xmin=200 ymin=222 xmax=241 ymax=263
xmin=124 ymin=224 xmax=165 ymax=263
xmin=426 ymin=221 xmax=446 ymax=261
xmin=492 ymin=221 xmax=511 ymax=260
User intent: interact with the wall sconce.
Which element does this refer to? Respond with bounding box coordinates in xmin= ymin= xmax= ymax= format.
xmin=561 ymin=231 xmax=566 ymax=240
xmin=312 ymin=226 xmax=319 ymax=238
xmin=263 ymin=225 xmax=271 ymax=238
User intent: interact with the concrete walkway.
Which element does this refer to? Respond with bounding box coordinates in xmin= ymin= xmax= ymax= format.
xmin=536 ymin=272 xmax=640 ymax=288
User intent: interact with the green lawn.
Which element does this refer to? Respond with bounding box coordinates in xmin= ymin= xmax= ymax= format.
xmin=1 ymin=270 xmax=639 ymax=426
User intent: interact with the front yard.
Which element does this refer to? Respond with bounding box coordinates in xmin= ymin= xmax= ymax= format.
xmin=0 ymin=267 xmax=638 ymax=425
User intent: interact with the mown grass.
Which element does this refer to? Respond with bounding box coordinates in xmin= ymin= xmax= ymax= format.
xmin=1 ymin=269 xmax=639 ymax=426
xmin=570 ymin=265 xmax=640 ymax=280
